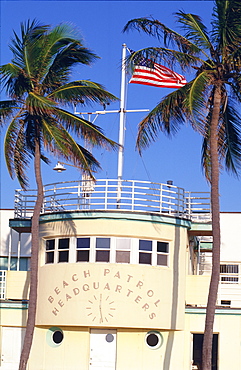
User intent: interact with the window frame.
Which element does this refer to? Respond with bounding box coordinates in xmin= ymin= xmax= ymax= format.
xmin=45 ymin=237 xmax=169 ymax=267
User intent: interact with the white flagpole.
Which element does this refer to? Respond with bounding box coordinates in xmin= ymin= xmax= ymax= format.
xmin=117 ymin=43 xmax=127 ymax=182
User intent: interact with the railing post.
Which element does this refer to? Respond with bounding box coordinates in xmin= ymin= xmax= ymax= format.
xmin=131 ymin=181 xmax=135 ymax=211
xmin=77 ymin=181 xmax=81 ymax=210
xmin=160 ymin=184 xmax=163 ymax=213
xmin=104 ymin=180 xmax=108 ymax=210
xmin=186 ymin=191 xmax=191 ymax=219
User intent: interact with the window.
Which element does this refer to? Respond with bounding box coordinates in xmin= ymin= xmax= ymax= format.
xmin=139 ymin=240 xmax=152 ymax=265
xmin=220 ymin=264 xmax=239 ymax=283
xmin=46 ymin=240 xmax=55 ymax=264
xmin=157 ymin=242 xmax=169 ymax=266
xmin=139 ymin=240 xmax=169 ymax=266
xmin=46 ymin=327 xmax=64 ymax=347
xmin=52 ymin=330 xmax=64 ymax=344
xmin=0 ymin=257 xmax=30 ymax=271
xmin=116 ymin=238 xmax=131 ymax=263
xmin=96 ymin=238 xmax=110 ymax=262
xmin=77 ymin=238 xmax=90 ymax=262
xmin=192 ymin=333 xmax=218 ymax=370
xmin=58 ymin=239 xmax=69 ymax=263
xmin=44 ymin=237 xmax=169 ymax=267
xmin=145 ymin=331 xmax=163 ymax=349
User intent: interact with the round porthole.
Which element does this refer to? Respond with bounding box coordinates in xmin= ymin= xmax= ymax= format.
xmin=46 ymin=327 xmax=64 ymax=347
xmin=52 ymin=330 xmax=64 ymax=344
xmin=106 ymin=333 xmax=114 ymax=343
xmin=145 ymin=331 xmax=163 ymax=349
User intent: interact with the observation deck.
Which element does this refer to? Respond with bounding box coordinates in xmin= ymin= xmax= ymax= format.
xmin=12 ymin=179 xmax=211 ymax=223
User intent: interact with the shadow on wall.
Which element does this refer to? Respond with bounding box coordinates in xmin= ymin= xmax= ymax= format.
xmin=163 ymin=225 xmax=181 ymax=369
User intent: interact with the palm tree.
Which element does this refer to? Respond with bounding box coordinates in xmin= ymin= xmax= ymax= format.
xmin=0 ymin=20 xmax=118 ymax=370
xmin=124 ymin=1 xmax=241 ymax=369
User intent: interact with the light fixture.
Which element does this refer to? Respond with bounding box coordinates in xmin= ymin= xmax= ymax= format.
xmin=53 ymin=162 xmax=66 ymax=173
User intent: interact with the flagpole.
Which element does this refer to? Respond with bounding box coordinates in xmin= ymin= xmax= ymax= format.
xmin=117 ymin=43 xmax=127 ymax=182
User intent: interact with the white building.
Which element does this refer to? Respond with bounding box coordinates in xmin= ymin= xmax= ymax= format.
xmin=0 ymin=179 xmax=241 ymax=369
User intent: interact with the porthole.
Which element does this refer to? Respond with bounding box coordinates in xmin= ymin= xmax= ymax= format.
xmin=105 ymin=333 xmax=114 ymax=343
xmin=145 ymin=331 xmax=163 ymax=349
xmin=46 ymin=327 xmax=64 ymax=347
xmin=53 ymin=330 xmax=64 ymax=344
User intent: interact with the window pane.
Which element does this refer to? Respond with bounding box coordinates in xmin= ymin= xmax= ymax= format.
xmin=116 ymin=238 xmax=131 ymax=250
xmin=0 ymin=257 xmax=8 ymax=270
xmin=96 ymin=250 xmax=110 ymax=262
xmin=139 ymin=240 xmax=152 ymax=251
xmin=96 ymin=238 xmax=110 ymax=249
xmin=77 ymin=250 xmax=89 ymax=262
xmin=220 ymin=264 xmax=239 ymax=273
xmin=46 ymin=239 xmax=55 ymax=250
xmin=116 ymin=251 xmax=130 ymax=263
xmin=77 ymin=238 xmax=90 ymax=249
xmin=10 ymin=257 xmax=17 ymax=271
xmin=58 ymin=251 xmax=69 ymax=262
xmin=19 ymin=257 xmax=30 ymax=271
xmin=157 ymin=254 xmax=168 ymax=266
xmin=139 ymin=252 xmax=151 ymax=264
xmin=46 ymin=252 xmax=54 ymax=264
xmin=157 ymin=242 xmax=169 ymax=253
xmin=58 ymin=238 xmax=69 ymax=250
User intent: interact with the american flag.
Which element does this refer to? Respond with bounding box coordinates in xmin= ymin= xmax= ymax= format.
xmin=129 ymin=51 xmax=187 ymax=88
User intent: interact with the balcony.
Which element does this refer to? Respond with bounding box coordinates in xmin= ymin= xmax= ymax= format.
xmin=13 ymin=179 xmax=211 ymax=221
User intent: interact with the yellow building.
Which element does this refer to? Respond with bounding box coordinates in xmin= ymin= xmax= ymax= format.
xmin=1 ymin=179 xmax=241 ymax=369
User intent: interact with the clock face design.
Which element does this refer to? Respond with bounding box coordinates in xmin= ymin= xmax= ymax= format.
xmin=86 ymin=294 xmax=116 ymax=324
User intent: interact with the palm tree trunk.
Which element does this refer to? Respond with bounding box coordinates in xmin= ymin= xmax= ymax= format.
xmin=19 ymin=141 xmax=43 ymax=370
xmin=202 ymin=86 xmax=221 ymax=370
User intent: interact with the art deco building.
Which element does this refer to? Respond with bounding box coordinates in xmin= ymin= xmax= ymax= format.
xmin=1 ymin=178 xmax=241 ymax=369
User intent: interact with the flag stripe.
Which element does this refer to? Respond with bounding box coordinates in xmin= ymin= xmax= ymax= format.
xmin=129 ymin=52 xmax=187 ymax=88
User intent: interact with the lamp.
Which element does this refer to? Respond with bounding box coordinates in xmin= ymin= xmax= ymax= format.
xmin=53 ymin=162 xmax=66 ymax=173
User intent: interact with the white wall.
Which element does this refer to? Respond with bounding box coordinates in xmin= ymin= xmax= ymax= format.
xmin=0 ymin=209 xmax=31 ymax=257
xmin=220 ymin=213 xmax=241 ymax=262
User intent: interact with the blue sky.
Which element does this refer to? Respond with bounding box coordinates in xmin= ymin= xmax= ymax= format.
xmin=1 ymin=0 xmax=241 ymax=211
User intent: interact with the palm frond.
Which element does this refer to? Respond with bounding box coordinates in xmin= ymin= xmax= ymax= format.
xmin=26 ymin=92 xmax=56 ymax=115
xmin=9 ymin=19 xmax=48 ymax=70
xmin=48 ymin=80 xmax=118 ymax=106
xmin=41 ymin=43 xmax=98 ymax=90
xmin=212 ymin=0 xmax=241 ymax=55
xmin=13 ymin=126 xmax=31 ymax=188
xmin=42 ymin=118 xmax=100 ymax=178
xmin=136 ymin=83 xmax=191 ymax=152
xmin=124 ymin=17 xmax=201 ymax=55
xmin=53 ymin=107 xmax=118 ymax=150
xmin=126 ymin=47 xmax=201 ymax=72
xmin=175 ymin=11 xmax=214 ymax=55
xmin=0 ymin=100 xmax=20 ymax=123
xmin=0 ymin=63 xmax=32 ymax=98
xmin=219 ymin=98 xmax=241 ymax=175
xmin=4 ymin=117 xmax=25 ymax=178
xmin=186 ymin=71 xmax=213 ymax=132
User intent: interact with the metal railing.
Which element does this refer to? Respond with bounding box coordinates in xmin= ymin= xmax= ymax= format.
xmin=0 ymin=271 xmax=7 ymax=300
xmin=14 ymin=179 xmax=211 ymax=221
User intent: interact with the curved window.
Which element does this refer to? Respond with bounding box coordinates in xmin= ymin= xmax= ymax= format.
xmin=145 ymin=331 xmax=163 ymax=349
xmin=45 ymin=237 xmax=169 ymax=267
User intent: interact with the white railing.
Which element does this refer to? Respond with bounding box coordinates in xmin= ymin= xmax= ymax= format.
xmin=13 ymin=179 xmax=211 ymax=221
xmin=0 ymin=271 xmax=7 ymax=300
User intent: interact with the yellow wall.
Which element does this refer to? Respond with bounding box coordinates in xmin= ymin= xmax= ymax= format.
xmin=5 ymin=271 xmax=29 ymax=300
xmin=184 ymin=311 xmax=241 ymax=370
xmin=185 ymin=275 xmax=210 ymax=306
xmin=28 ymin=327 xmax=89 ymax=370
xmin=36 ymin=216 xmax=188 ymax=330
xmin=0 ymin=306 xmax=27 ymax=327
xmin=36 ymin=263 xmax=184 ymax=330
